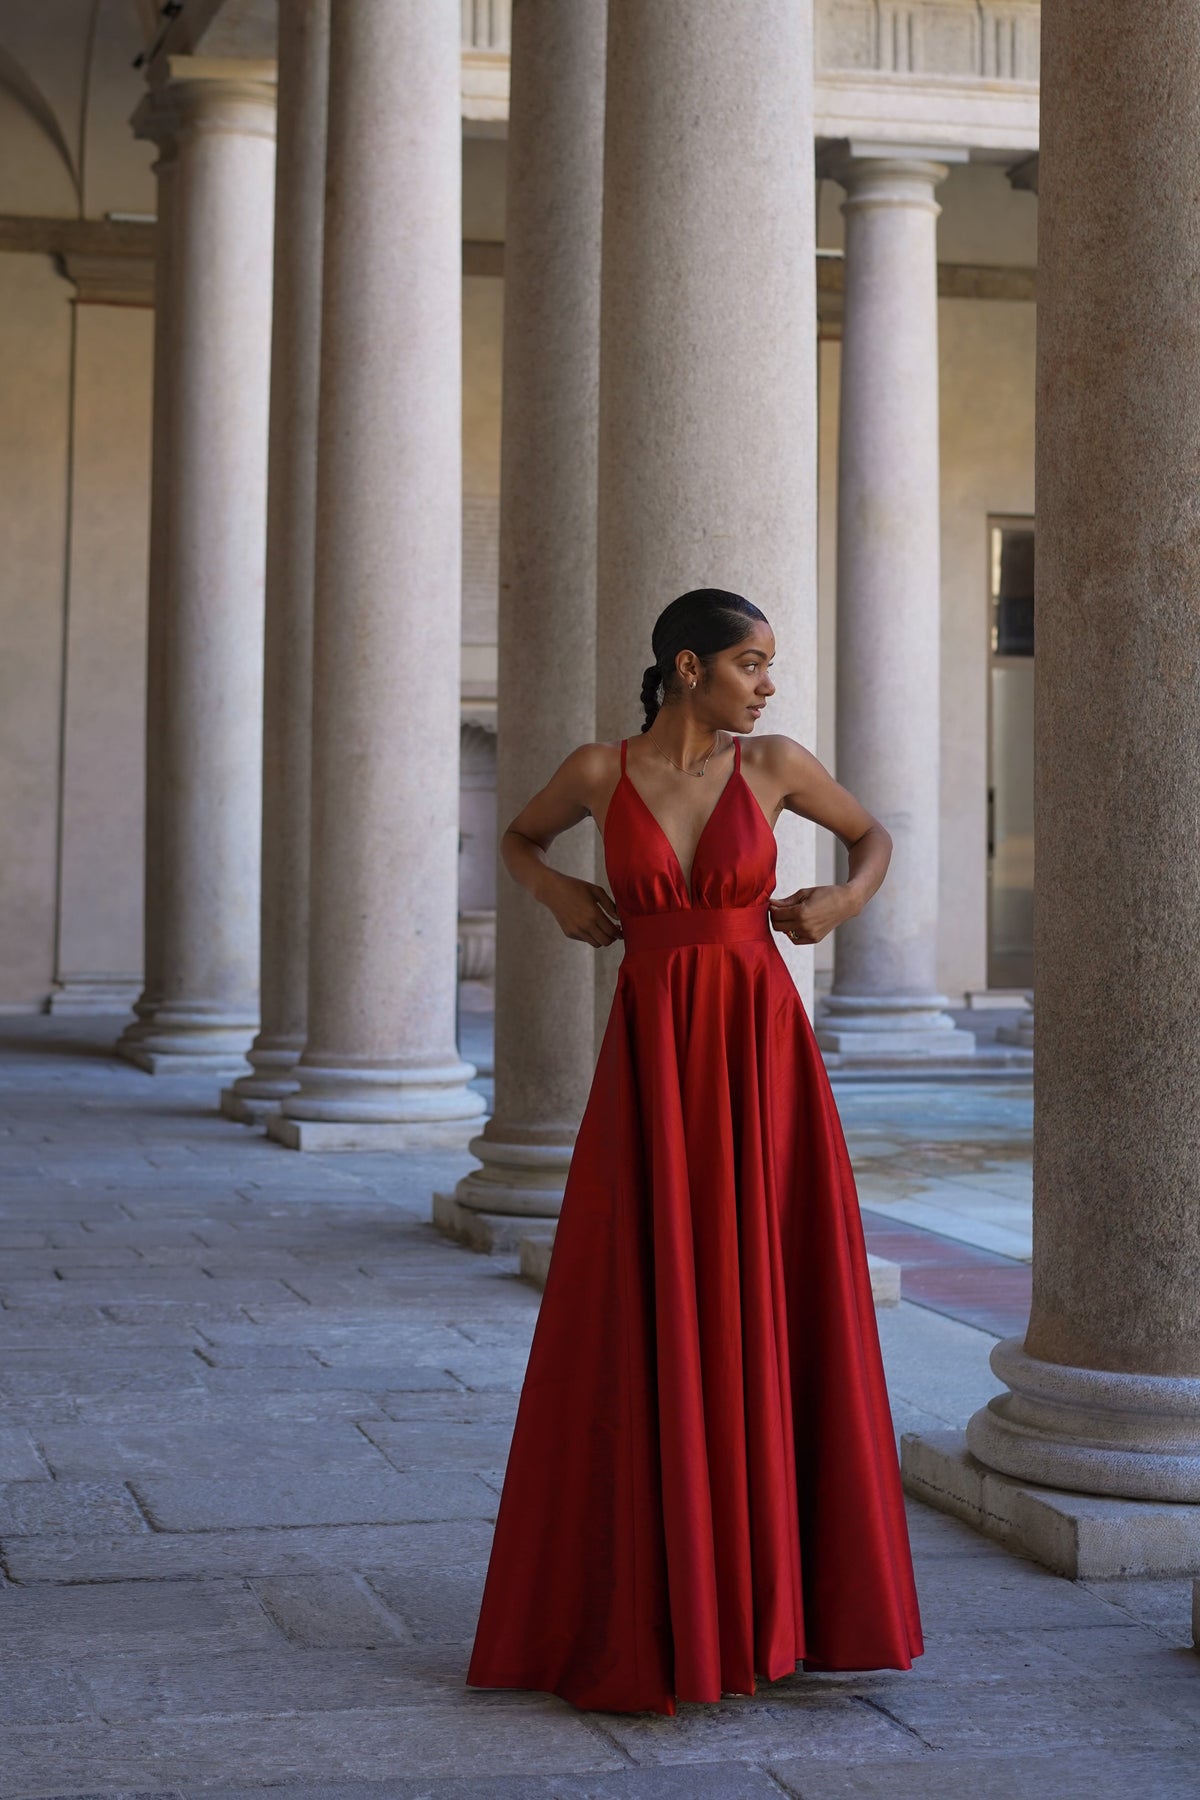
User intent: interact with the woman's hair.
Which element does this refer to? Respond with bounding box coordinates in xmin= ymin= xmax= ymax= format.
xmin=640 ymin=588 xmax=768 ymax=732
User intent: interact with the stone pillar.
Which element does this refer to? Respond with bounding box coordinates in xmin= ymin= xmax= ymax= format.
xmin=223 ymin=1 xmax=329 ymax=1122
xmin=964 ymin=0 xmax=1200 ymax=1509
xmin=443 ymin=0 xmax=605 ymax=1233
xmin=124 ymin=58 xmax=276 ymax=1074
xmin=270 ymin=0 xmax=483 ymax=1151
xmin=119 ymin=99 xmax=178 ymax=1057
xmin=815 ymin=146 xmax=974 ymax=1062
xmin=595 ymin=0 xmax=819 ymax=1028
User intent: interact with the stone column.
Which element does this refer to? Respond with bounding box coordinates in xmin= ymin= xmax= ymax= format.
xmin=815 ymin=146 xmax=974 ymax=1062
xmin=124 ymin=57 xmax=276 ymax=1074
xmin=119 ymin=98 xmax=178 ymax=1058
xmin=223 ymin=1 xmax=329 ymax=1122
xmin=270 ymin=0 xmax=483 ymax=1151
xmin=963 ymin=1 xmax=1200 ymax=1512
xmin=443 ymin=0 xmax=605 ymax=1233
xmin=595 ymin=0 xmax=819 ymax=1026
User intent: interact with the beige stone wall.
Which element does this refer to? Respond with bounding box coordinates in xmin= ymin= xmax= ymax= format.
xmin=0 ymin=0 xmax=157 ymax=1008
xmin=0 ymin=257 xmax=73 ymax=1006
xmin=0 ymin=258 xmax=153 ymax=1010
xmin=56 ymin=302 xmax=153 ymax=991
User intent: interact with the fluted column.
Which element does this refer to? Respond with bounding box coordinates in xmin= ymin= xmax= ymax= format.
xmin=223 ymin=1 xmax=329 ymax=1122
xmin=119 ymin=97 xmax=178 ymax=1058
xmin=124 ymin=57 xmax=276 ymax=1074
xmin=270 ymin=0 xmax=483 ymax=1151
xmin=966 ymin=0 xmax=1200 ymax=1503
xmin=448 ymin=0 xmax=605 ymax=1221
xmin=815 ymin=147 xmax=974 ymax=1062
xmin=595 ymin=0 xmax=819 ymax=1028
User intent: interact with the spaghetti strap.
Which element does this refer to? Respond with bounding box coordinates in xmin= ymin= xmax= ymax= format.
xmin=620 ymin=737 xmax=628 ymax=773
xmin=733 ymin=734 xmax=741 ymax=772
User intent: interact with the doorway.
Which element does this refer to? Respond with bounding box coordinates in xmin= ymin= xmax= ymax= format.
xmin=987 ymin=519 xmax=1035 ymax=990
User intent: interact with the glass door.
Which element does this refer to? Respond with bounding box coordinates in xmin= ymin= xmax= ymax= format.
xmin=987 ymin=520 xmax=1035 ymax=990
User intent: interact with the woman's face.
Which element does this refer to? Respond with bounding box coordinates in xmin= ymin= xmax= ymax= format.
xmin=680 ymin=620 xmax=776 ymax=731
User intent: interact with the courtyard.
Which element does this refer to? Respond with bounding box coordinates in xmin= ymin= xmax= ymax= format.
xmin=1 ymin=1019 xmax=1197 ymax=1798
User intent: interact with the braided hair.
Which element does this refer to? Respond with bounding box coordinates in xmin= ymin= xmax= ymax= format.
xmin=639 ymin=588 xmax=768 ymax=731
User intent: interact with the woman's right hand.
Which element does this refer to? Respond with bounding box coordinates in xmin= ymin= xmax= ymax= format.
xmin=541 ymin=871 xmax=623 ymax=948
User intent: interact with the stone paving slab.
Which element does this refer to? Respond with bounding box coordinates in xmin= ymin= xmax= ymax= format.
xmin=592 ymin=1692 xmax=919 ymax=1765
xmin=0 ymin=1579 xmax=282 ymax=1659
xmin=33 ymin=1424 xmax=391 ymax=1480
xmin=358 ymin=1419 xmax=514 ymax=1470
xmin=868 ymin=1670 xmax=1200 ymax=1753
xmin=129 ymin=1471 xmax=497 ymax=1532
xmin=192 ymin=1363 xmax=464 ymax=1393
xmin=1 ymin=1520 xmax=496 ymax=1584
xmin=765 ymin=1745 xmax=1200 ymax=1799
xmin=0 ymin=1428 xmax=48 ymax=1480
xmin=0 ymin=1479 xmax=147 ymax=1537
xmin=73 ymin=1645 xmax=546 ymax=1721
xmin=0 ymin=1353 xmax=207 ymax=1389
xmin=69 ymin=1391 xmax=386 ymax=1427
xmin=173 ymin=1772 xmax=791 ymax=1800
xmin=1 ymin=1707 xmax=624 ymax=1793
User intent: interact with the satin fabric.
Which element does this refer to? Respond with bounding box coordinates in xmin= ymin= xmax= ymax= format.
xmin=466 ymin=735 xmax=923 ymax=1715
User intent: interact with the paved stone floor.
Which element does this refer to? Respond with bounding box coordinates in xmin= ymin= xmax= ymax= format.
xmin=1 ymin=1018 xmax=1198 ymax=1799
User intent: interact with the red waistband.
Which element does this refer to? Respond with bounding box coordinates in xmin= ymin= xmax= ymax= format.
xmin=620 ymin=904 xmax=772 ymax=953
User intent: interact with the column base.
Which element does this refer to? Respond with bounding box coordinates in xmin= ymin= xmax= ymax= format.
xmin=46 ymin=977 xmax=142 ymax=1016
xmin=117 ymin=1001 xmax=257 ymax=1073
xmin=271 ymin=1057 xmax=485 ymax=1151
xmin=271 ymin=1114 xmax=482 ymax=1152
xmin=964 ymin=1337 xmax=1200 ymax=1502
xmin=115 ymin=994 xmax=161 ymax=1053
xmin=453 ymin=1130 xmax=575 ymax=1218
xmin=816 ymin=992 xmax=977 ymax=1059
xmin=219 ymin=1087 xmax=280 ymax=1124
xmin=519 ymin=1229 xmax=556 ymax=1290
xmin=221 ymin=1040 xmax=303 ymax=1122
xmin=123 ymin=1045 xmax=254 ymax=1075
xmin=432 ymin=1189 xmax=558 ymax=1256
xmin=902 ymin=1428 xmax=1200 ymax=1579
xmin=997 ymin=996 xmax=1035 ymax=1048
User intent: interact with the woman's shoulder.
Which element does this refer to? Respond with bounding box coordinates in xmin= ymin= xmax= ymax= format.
xmin=740 ymin=731 xmax=815 ymax=770
xmin=561 ymin=739 xmax=624 ymax=774
xmin=552 ymin=740 xmax=624 ymax=808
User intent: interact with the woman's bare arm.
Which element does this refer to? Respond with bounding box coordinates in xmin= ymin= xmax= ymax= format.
xmin=500 ymin=744 xmax=624 ymax=949
xmin=753 ymin=736 xmax=892 ymax=946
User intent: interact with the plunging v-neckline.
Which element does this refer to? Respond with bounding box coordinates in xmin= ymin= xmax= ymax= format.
xmin=620 ymin=737 xmax=742 ymax=908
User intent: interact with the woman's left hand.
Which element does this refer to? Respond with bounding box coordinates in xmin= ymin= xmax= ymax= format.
xmin=768 ymin=884 xmax=859 ymax=946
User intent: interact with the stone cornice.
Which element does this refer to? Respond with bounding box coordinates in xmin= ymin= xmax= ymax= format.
xmin=59 ymin=251 xmax=155 ymax=308
xmin=0 ymin=215 xmax=155 ymax=259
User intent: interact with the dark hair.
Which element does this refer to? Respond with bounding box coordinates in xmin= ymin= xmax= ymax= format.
xmin=640 ymin=588 xmax=768 ymax=731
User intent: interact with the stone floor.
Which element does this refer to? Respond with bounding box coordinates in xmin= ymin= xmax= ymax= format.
xmin=1 ymin=1017 xmax=1198 ymax=1799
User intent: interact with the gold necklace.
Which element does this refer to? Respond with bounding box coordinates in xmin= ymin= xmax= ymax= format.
xmin=647 ymin=729 xmax=721 ymax=777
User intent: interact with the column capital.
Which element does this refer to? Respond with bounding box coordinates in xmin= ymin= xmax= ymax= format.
xmin=818 ymin=139 xmax=967 ymax=209
xmin=130 ymin=88 xmax=180 ymax=161
xmin=147 ymin=55 xmax=277 ymax=144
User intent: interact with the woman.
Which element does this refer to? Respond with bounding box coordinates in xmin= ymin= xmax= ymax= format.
xmin=467 ymin=588 xmax=923 ymax=1716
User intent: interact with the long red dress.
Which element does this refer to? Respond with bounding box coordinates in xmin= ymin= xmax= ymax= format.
xmin=467 ymin=735 xmax=923 ymax=1715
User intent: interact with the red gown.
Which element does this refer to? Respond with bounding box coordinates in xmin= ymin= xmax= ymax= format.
xmin=466 ymin=735 xmax=923 ymax=1715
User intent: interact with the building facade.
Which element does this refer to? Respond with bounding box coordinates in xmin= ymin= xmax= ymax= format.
xmin=0 ymin=0 xmax=1039 ymax=1022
